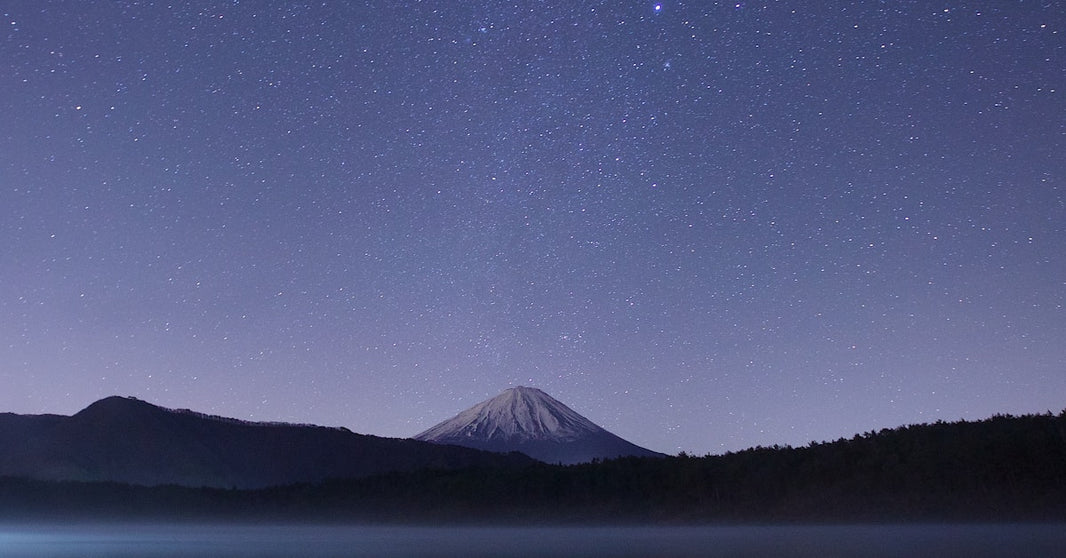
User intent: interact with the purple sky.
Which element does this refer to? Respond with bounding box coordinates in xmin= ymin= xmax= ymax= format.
xmin=1 ymin=1 xmax=1063 ymax=455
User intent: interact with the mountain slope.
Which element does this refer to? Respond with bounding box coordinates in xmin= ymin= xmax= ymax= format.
xmin=0 ymin=396 xmax=532 ymax=488
xmin=414 ymin=387 xmax=663 ymax=464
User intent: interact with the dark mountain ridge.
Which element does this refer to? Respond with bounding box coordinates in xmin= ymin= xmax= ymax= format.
xmin=0 ymin=396 xmax=532 ymax=489
xmin=1 ymin=410 xmax=1063 ymax=523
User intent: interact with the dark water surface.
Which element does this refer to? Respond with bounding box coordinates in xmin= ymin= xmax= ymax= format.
xmin=0 ymin=523 xmax=1062 ymax=557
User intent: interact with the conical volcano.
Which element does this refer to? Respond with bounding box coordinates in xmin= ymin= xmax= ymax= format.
xmin=414 ymin=387 xmax=663 ymax=464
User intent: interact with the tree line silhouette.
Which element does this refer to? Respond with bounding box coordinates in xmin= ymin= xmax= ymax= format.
xmin=2 ymin=411 xmax=1063 ymax=522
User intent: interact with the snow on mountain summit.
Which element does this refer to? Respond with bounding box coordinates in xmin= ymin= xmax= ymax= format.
xmin=414 ymin=387 xmax=664 ymax=464
xmin=415 ymin=387 xmax=603 ymax=443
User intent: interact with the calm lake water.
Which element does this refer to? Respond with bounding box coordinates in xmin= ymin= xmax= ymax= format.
xmin=0 ymin=523 xmax=1063 ymax=557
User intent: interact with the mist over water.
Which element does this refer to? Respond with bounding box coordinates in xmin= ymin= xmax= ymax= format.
xmin=1 ymin=524 xmax=1063 ymax=557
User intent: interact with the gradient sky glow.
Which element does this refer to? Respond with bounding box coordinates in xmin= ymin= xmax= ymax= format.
xmin=1 ymin=1 xmax=1064 ymax=454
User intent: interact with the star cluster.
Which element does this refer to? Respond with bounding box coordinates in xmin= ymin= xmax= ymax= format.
xmin=1 ymin=2 xmax=1063 ymax=453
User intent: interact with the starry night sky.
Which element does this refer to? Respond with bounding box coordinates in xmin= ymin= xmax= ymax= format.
xmin=1 ymin=1 xmax=1063 ymax=454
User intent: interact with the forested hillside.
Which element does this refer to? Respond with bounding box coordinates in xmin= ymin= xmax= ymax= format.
xmin=2 ymin=411 xmax=1063 ymax=522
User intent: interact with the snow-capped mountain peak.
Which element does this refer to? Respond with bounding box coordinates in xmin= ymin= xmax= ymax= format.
xmin=416 ymin=386 xmax=603 ymax=443
xmin=414 ymin=387 xmax=664 ymax=464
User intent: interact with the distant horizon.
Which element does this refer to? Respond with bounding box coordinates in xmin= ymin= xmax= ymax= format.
xmin=11 ymin=390 xmax=1065 ymax=457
